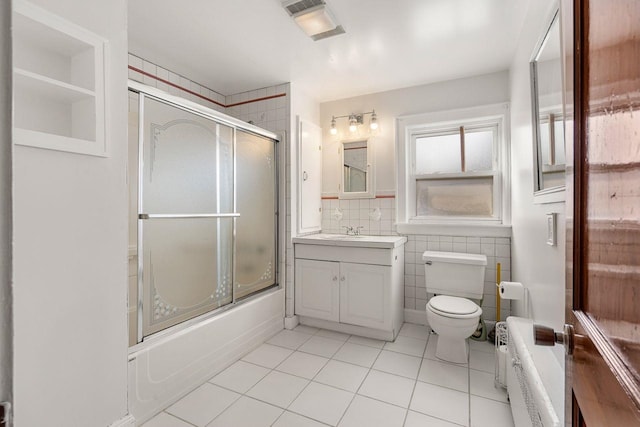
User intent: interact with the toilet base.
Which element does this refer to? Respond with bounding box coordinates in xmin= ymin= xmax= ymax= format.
xmin=435 ymin=335 xmax=469 ymax=364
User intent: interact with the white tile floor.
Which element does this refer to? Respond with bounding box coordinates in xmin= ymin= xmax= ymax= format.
xmin=142 ymin=323 xmax=515 ymax=427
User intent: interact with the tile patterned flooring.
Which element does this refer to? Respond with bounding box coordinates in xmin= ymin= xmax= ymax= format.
xmin=142 ymin=323 xmax=515 ymax=427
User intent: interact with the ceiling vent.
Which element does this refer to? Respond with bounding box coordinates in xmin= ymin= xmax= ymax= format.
xmin=282 ymin=0 xmax=345 ymax=41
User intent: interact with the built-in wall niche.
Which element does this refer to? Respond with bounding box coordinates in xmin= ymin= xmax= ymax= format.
xmin=12 ymin=0 xmax=107 ymax=156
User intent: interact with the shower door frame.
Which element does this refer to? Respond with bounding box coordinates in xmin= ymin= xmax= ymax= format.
xmin=129 ymin=80 xmax=280 ymax=346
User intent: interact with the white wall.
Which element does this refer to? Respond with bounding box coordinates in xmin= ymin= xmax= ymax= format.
xmin=320 ymin=71 xmax=510 ymax=196
xmin=0 ymin=0 xmax=13 ymax=412
xmin=508 ymin=0 xmax=566 ymax=333
xmin=12 ymin=0 xmax=129 ymax=425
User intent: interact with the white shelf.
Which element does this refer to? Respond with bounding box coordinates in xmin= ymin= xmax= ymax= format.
xmin=14 ymin=68 xmax=95 ymax=102
xmin=12 ymin=0 xmax=107 ymax=157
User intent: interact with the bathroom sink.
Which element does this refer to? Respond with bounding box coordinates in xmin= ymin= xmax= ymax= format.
xmin=292 ymin=233 xmax=407 ymax=248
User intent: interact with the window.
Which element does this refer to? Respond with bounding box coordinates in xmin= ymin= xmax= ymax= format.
xmin=397 ymin=104 xmax=510 ymax=226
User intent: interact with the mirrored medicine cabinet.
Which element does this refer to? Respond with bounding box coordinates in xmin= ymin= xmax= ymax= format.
xmin=339 ymin=138 xmax=375 ymax=199
xmin=530 ymin=5 xmax=567 ymax=203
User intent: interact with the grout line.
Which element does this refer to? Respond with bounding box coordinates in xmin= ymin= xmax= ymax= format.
xmin=156 ymin=411 xmax=199 ymax=427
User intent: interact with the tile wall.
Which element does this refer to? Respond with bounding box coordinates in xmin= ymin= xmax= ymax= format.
xmin=320 ymin=198 xmax=511 ymax=322
xmin=128 ymin=54 xmax=227 ymax=113
xmin=320 ymin=198 xmax=397 ymax=236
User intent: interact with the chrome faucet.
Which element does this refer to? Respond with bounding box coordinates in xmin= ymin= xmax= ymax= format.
xmin=342 ymin=226 xmax=355 ymax=235
xmin=343 ymin=226 xmax=365 ymax=236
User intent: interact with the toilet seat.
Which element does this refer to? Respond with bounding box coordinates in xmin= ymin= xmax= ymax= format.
xmin=427 ymin=295 xmax=481 ymax=319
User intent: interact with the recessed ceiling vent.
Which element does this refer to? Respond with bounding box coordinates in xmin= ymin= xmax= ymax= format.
xmin=282 ymin=0 xmax=345 ymax=41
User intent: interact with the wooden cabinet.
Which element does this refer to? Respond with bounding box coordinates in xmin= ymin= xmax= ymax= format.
xmin=12 ymin=0 xmax=107 ymax=156
xmin=293 ymin=235 xmax=406 ymax=341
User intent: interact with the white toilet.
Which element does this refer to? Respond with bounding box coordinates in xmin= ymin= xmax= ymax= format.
xmin=423 ymin=251 xmax=487 ymax=364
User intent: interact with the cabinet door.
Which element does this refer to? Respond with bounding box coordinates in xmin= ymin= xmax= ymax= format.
xmin=297 ymin=117 xmax=322 ymax=234
xmin=295 ymin=259 xmax=339 ymax=321
xmin=339 ymin=262 xmax=391 ymax=330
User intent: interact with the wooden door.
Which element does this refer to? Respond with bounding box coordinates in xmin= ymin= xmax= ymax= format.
xmin=339 ymin=262 xmax=391 ymax=330
xmin=565 ymin=0 xmax=640 ymax=424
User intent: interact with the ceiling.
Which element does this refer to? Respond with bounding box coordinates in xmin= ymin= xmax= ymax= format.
xmin=128 ymin=0 xmax=531 ymax=103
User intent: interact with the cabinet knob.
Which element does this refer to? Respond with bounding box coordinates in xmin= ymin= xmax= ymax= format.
xmin=340 ymin=276 xmax=345 ymax=281
xmin=332 ymin=276 xmax=338 ymax=281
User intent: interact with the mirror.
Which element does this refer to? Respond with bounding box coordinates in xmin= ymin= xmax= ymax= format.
xmin=339 ymin=138 xmax=375 ymax=199
xmin=531 ymin=8 xmax=566 ymax=198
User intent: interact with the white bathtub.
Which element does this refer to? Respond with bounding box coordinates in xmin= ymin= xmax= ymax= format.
xmin=127 ymin=288 xmax=285 ymax=424
xmin=505 ymin=316 xmax=564 ymax=427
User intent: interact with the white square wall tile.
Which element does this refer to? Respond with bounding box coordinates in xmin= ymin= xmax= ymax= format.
xmin=418 ymin=358 xmax=469 ymax=392
xmin=246 ymin=370 xmax=309 ymax=408
xmin=276 ymin=351 xmax=329 ymax=379
xmin=209 ymin=360 xmax=270 ymax=394
xmin=338 ymin=395 xmax=406 ymax=427
xmin=314 ymin=359 xmax=369 ymax=392
xmin=410 ymin=382 xmax=469 ymax=426
xmin=166 ymin=383 xmax=240 ymax=427
xmin=242 ymin=343 xmax=293 ymax=369
xmin=289 ymin=382 xmax=354 ymax=426
xmin=333 ymin=342 xmax=381 ymax=368
xmin=206 ymin=396 xmax=283 ymax=427
xmin=358 ymin=369 xmax=416 ymax=408
xmin=373 ymin=350 xmax=422 ymax=379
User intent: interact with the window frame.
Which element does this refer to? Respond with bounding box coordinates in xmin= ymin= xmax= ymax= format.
xmin=396 ymin=103 xmax=511 ymax=227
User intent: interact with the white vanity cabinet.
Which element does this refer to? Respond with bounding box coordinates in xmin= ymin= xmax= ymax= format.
xmin=293 ymin=235 xmax=406 ymax=341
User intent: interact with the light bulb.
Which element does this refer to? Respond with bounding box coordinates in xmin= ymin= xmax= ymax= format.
xmin=330 ymin=117 xmax=337 ymax=135
xmin=330 ymin=127 xmax=337 ymax=135
xmin=370 ymin=110 xmax=378 ymax=130
xmin=349 ymin=115 xmax=357 ymax=132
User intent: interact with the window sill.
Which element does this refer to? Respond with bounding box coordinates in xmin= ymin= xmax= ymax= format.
xmin=396 ymin=222 xmax=512 ymax=238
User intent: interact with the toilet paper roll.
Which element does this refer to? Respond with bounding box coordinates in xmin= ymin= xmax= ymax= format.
xmin=499 ymin=281 xmax=524 ymax=300
xmin=497 ymin=345 xmax=508 ymax=385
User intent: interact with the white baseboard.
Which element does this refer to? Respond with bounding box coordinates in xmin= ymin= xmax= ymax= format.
xmin=109 ymin=414 xmax=135 ymax=427
xmin=284 ymin=315 xmax=299 ymax=330
xmin=404 ymin=308 xmax=428 ymax=326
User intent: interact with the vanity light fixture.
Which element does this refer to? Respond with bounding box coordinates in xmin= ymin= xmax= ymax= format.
xmin=330 ymin=110 xmax=379 ymax=133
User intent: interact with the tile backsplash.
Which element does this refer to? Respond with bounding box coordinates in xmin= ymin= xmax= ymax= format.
xmin=320 ymin=198 xmax=396 ymax=236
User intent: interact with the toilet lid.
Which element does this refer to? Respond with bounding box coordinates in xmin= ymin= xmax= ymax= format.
xmin=429 ymin=295 xmax=479 ymax=315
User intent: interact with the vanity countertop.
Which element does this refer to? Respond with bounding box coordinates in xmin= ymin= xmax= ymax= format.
xmin=292 ymin=233 xmax=407 ymax=249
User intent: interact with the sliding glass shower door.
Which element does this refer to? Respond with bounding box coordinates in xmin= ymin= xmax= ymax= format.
xmin=135 ymin=92 xmax=277 ymax=341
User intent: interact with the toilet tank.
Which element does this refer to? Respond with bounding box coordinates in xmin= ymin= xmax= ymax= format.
xmin=423 ymin=251 xmax=487 ymax=299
